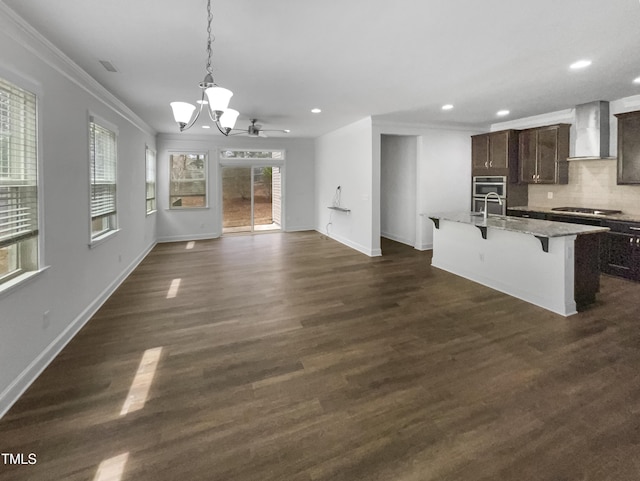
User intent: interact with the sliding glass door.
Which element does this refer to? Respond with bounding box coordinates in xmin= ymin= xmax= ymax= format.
xmin=222 ymin=166 xmax=281 ymax=234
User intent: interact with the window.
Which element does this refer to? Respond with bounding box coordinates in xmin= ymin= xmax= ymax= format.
xmin=0 ymin=76 xmax=38 ymax=285
xmin=145 ymin=146 xmax=156 ymax=214
xmin=89 ymin=116 xmax=117 ymax=240
xmin=169 ymin=153 xmax=207 ymax=208
xmin=220 ymin=150 xmax=284 ymax=160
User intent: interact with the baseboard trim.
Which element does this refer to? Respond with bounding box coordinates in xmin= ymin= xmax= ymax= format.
xmin=381 ymin=232 xmax=414 ymax=247
xmin=317 ymin=230 xmax=382 ymax=257
xmin=157 ymin=233 xmax=221 ymax=243
xmin=0 ymin=241 xmax=157 ymax=419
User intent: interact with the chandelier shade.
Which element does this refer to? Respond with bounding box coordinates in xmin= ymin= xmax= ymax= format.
xmin=169 ymin=0 xmax=238 ymax=135
xmin=205 ymin=87 xmax=233 ymax=112
xmin=170 ymin=102 xmax=197 ymax=125
xmin=219 ymin=109 xmax=240 ymax=130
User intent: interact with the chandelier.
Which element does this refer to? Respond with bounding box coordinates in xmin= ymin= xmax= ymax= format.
xmin=169 ymin=0 xmax=239 ymax=135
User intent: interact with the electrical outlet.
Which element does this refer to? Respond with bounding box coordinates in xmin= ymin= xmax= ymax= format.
xmin=547 ymin=191 xmax=554 ymax=199
xmin=43 ymin=310 xmax=50 ymax=329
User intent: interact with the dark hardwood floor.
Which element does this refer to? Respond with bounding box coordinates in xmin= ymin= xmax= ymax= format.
xmin=2 ymin=232 xmax=640 ymax=480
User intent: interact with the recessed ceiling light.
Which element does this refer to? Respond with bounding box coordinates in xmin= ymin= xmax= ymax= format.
xmin=570 ymin=59 xmax=592 ymax=70
xmin=497 ymin=110 xmax=510 ymax=117
xmin=442 ymin=104 xmax=454 ymax=111
xmin=633 ymin=76 xmax=640 ymax=85
xmin=284 ymin=129 xmax=291 ymax=133
xmin=311 ymin=108 xmax=322 ymax=114
xmin=202 ymin=125 xmax=210 ymax=129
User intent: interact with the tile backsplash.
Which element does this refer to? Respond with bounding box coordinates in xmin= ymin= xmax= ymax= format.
xmin=527 ymin=159 xmax=640 ymax=215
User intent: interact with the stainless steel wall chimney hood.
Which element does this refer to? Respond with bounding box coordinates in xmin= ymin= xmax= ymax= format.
xmin=566 ymin=100 xmax=616 ymax=161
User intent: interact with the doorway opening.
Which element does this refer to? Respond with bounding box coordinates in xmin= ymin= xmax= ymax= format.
xmin=222 ymin=166 xmax=282 ymax=234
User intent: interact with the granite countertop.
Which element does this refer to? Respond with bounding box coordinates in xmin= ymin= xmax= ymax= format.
xmin=427 ymin=212 xmax=609 ymax=238
xmin=509 ymin=205 xmax=640 ymax=224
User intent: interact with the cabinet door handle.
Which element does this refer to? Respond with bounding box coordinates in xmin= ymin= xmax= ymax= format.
xmin=631 ymin=238 xmax=635 ymax=245
xmin=630 ymin=227 xmax=640 ymax=231
xmin=489 ymin=161 xmax=493 ymax=167
xmin=485 ymin=161 xmax=488 ymax=168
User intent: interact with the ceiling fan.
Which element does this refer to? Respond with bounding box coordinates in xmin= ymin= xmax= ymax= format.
xmin=230 ymin=119 xmax=290 ymax=138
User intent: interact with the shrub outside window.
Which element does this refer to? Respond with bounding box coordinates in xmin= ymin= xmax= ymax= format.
xmin=169 ymin=153 xmax=207 ymax=208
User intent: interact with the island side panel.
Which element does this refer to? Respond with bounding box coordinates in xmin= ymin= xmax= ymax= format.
xmin=574 ymin=233 xmax=602 ymax=309
xmin=431 ymin=219 xmax=577 ymax=316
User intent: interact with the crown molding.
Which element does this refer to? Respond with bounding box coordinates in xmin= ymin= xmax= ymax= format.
xmin=372 ymin=118 xmax=487 ymax=134
xmin=490 ymin=108 xmax=574 ymax=131
xmin=0 ymin=2 xmax=156 ymax=137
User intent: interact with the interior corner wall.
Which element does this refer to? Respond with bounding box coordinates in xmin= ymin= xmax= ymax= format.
xmin=380 ymin=135 xmax=417 ymax=246
xmin=0 ymin=10 xmax=156 ymax=417
xmin=315 ymin=117 xmax=380 ymax=256
xmin=156 ymin=135 xmax=315 ymax=242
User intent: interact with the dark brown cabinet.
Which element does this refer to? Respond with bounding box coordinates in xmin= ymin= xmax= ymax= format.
xmin=518 ymin=124 xmax=569 ymax=184
xmin=601 ymin=221 xmax=640 ymax=280
xmin=471 ymin=130 xmax=518 ymax=178
xmin=615 ymin=110 xmax=640 ymax=184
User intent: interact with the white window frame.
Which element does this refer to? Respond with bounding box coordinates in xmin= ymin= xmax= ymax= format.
xmin=168 ymin=151 xmax=208 ymax=210
xmin=88 ymin=113 xmax=118 ymax=246
xmin=145 ymin=145 xmax=156 ymax=215
xmin=0 ymin=73 xmax=41 ymax=292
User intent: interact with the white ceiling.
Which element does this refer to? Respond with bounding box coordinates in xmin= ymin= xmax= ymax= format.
xmin=3 ymin=0 xmax=640 ymax=138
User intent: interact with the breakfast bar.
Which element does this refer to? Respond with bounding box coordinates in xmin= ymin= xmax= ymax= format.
xmin=428 ymin=212 xmax=609 ymax=316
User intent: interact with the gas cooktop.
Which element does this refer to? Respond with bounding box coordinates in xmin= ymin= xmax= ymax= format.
xmin=551 ymin=207 xmax=622 ymax=215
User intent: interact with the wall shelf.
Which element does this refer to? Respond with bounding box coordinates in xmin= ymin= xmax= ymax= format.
xmin=328 ymin=206 xmax=350 ymax=213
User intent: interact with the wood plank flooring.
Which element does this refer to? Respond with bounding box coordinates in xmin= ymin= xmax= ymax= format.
xmin=2 ymin=232 xmax=640 ymax=480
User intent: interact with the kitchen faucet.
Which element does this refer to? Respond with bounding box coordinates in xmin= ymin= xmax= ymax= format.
xmin=483 ymin=192 xmax=503 ymax=221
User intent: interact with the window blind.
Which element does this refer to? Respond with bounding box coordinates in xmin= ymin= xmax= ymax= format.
xmin=145 ymin=147 xmax=156 ymax=212
xmin=0 ymin=78 xmax=38 ymax=249
xmin=89 ymin=118 xmax=117 ymax=221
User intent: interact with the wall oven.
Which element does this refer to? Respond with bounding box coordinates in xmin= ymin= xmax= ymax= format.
xmin=472 ymin=176 xmax=507 ymax=215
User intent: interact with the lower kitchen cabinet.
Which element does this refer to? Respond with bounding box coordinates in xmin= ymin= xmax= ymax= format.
xmin=601 ymin=221 xmax=640 ymax=280
xmin=508 ymin=210 xmax=640 ymax=282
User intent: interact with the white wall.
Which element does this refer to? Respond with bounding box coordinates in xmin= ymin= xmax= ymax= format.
xmin=315 ymin=117 xmax=379 ymax=256
xmin=373 ymin=121 xmax=478 ymax=251
xmin=380 ymin=135 xmax=417 ymax=246
xmin=156 ymin=134 xmax=315 ymax=241
xmin=419 ymin=129 xmax=476 ymax=249
xmin=0 ymin=7 xmax=157 ymax=416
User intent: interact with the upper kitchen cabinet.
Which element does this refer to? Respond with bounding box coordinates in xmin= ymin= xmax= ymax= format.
xmin=518 ymin=124 xmax=569 ymax=184
xmin=471 ymin=130 xmax=518 ymax=180
xmin=615 ymin=110 xmax=640 ymax=184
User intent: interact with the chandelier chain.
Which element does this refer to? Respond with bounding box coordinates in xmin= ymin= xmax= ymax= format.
xmin=206 ymin=0 xmax=215 ymax=76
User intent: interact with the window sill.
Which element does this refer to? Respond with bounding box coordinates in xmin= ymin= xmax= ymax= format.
xmin=89 ymin=228 xmax=120 ymax=249
xmin=166 ymin=207 xmax=210 ymax=211
xmin=0 ymin=266 xmax=50 ymax=300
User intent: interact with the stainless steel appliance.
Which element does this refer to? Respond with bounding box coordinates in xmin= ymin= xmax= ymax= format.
xmin=551 ymin=206 xmax=622 ymax=216
xmin=472 ymin=176 xmax=507 ymax=215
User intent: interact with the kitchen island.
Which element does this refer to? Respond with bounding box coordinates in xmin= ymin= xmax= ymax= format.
xmin=428 ymin=212 xmax=609 ymax=316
